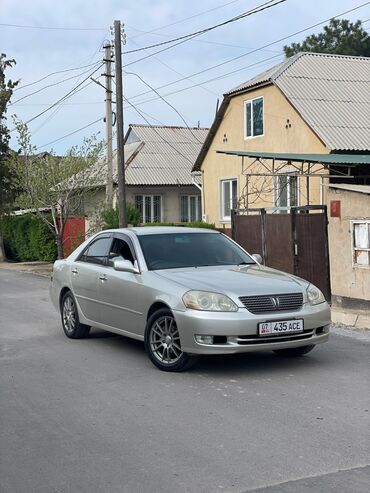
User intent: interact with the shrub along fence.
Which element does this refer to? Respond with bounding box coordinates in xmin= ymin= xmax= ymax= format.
xmin=2 ymin=214 xmax=57 ymax=262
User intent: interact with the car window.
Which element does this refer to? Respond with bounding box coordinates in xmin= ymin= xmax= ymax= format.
xmin=80 ymin=237 xmax=111 ymax=265
xmin=138 ymin=232 xmax=255 ymax=270
xmin=108 ymin=238 xmax=135 ymax=266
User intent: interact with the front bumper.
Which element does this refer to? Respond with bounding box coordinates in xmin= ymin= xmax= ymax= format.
xmin=173 ymin=302 xmax=331 ymax=355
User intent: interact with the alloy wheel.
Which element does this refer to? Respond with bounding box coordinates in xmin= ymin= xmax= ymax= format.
xmin=149 ymin=316 xmax=182 ymax=365
xmin=63 ymin=296 xmax=76 ymax=335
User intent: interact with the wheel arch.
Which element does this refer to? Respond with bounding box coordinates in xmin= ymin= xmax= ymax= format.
xmin=147 ymin=301 xmax=172 ymax=321
xmin=59 ymin=286 xmax=71 ymax=311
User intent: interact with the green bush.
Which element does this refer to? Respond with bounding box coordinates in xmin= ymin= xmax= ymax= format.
xmin=2 ymin=214 xmax=57 ymax=262
xmin=101 ymin=203 xmax=140 ymax=229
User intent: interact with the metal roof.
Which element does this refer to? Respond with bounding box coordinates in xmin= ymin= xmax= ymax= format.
xmin=216 ymin=150 xmax=370 ymax=165
xmin=328 ymin=183 xmax=370 ymax=194
xmin=122 ymin=125 xmax=208 ymax=186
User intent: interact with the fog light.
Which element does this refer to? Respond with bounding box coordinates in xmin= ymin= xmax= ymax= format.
xmin=195 ymin=335 xmax=214 ymax=344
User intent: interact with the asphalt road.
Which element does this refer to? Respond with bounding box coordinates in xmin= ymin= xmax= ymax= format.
xmin=0 ymin=270 xmax=369 ymax=493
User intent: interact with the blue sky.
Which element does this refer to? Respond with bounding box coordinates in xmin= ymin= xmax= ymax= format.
xmin=1 ymin=0 xmax=369 ymax=154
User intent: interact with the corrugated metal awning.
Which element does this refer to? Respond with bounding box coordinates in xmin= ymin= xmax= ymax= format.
xmin=216 ymin=150 xmax=370 ymax=166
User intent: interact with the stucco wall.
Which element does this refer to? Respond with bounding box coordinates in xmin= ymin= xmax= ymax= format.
xmin=84 ymin=185 xmax=201 ymax=233
xmin=201 ymin=84 xmax=329 ymax=227
xmin=327 ymin=187 xmax=370 ymax=303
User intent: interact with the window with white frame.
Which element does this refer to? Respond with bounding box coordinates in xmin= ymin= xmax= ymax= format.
xmin=220 ymin=179 xmax=238 ymax=221
xmin=244 ymin=96 xmax=264 ymax=138
xmin=274 ymin=175 xmax=298 ymax=209
xmin=352 ymin=221 xmax=370 ymax=266
xmin=135 ymin=195 xmax=162 ymax=223
xmin=180 ymin=195 xmax=201 ymax=222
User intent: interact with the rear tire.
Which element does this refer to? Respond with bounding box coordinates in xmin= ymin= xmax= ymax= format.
xmin=273 ymin=344 xmax=315 ymax=357
xmin=61 ymin=291 xmax=90 ymax=339
xmin=144 ymin=308 xmax=198 ymax=372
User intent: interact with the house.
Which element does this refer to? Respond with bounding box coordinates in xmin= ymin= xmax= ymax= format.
xmin=327 ymin=183 xmax=370 ymax=316
xmin=84 ymin=124 xmax=208 ymax=230
xmin=192 ymin=52 xmax=370 ymax=226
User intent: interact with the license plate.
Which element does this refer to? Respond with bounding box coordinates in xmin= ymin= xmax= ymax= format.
xmin=258 ymin=319 xmax=304 ymax=336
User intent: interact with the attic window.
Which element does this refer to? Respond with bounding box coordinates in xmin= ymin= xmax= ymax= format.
xmin=244 ymin=96 xmax=264 ymax=138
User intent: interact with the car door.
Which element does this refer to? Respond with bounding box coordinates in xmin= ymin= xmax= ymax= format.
xmin=97 ymin=233 xmax=144 ymax=336
xmin=71 ymin=234 xmax=112 ymax=324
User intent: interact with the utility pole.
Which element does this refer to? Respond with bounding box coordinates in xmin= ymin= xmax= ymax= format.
xmin=103 ymin=43 xmax=114 ymax=207
xmin=114 ymin=19 xmax=127 ymax=227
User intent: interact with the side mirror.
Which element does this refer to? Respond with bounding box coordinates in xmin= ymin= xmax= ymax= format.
xmin=113 ymin=258 xmax=140 ymax=274
xmin=252 ymin=254 xmax=263 ymax=264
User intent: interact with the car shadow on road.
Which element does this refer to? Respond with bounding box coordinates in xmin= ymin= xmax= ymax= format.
xmin=87 ymin=328 xmax=339 ymax=377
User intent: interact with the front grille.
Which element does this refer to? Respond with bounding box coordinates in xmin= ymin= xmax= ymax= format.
xmin=239 ymin=292 xmax=303 ymax=314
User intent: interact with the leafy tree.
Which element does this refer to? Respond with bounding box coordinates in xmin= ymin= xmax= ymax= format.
xmin=0 ymin=53 xmax=18 ymax=261
xmin=8 ymin=120 xmax=104 ymax=259
xmin=284 ymin=19 xmax=370 ymax=58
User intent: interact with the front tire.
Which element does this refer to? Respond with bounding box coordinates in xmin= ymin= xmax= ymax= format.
xmin=144 ymin=308 xmax=198 ymax=372
xmin=61 ymin=291 xmax=90 ymax=339
xmin=273 ymin=344 xmax=315 ymax=357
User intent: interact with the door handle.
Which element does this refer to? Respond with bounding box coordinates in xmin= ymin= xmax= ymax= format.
xmin=99 ymin=274 xmax=108 ymax=281
xmin=71 ymin=268 xmax=78 ymax=275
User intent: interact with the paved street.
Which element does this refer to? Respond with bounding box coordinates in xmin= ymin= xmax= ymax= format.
xmin=1 ymin=270 xmax=369 ymax=493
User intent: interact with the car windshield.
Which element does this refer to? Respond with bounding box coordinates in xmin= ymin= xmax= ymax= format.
xmin=138 ymin=232 xmax=255 ymax=270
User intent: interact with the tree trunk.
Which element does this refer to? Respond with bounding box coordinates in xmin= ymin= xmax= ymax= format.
xmin=56 ymin=234 xmax=64 ymax=260
xmin=0 ymin=228 xmax=6 ymax=262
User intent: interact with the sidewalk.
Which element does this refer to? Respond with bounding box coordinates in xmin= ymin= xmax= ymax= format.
xmin=331 ymin=306 xmax=370 ymax=331
xmin=0 ymin=261 xmax=53 ymax=277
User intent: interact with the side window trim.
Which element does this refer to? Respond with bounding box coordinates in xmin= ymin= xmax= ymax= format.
xmin=77 ymin=234 xmax=112 ymax=264
xmin=109 ymin=233 xmax=140 ymax=270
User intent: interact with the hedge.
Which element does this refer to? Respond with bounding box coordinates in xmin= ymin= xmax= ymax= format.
xmin=2 ymin=214 xmax=57 ymax=262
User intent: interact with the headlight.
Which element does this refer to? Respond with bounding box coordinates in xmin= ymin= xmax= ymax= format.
xmin=306 ymin=284 xmax=325 ymax=305
xmin=182 ymin=290 xmax=238 ymax=312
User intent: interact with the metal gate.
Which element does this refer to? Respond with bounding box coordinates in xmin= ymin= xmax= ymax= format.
xmin=232 ymin=205 xmax=331 ymax=301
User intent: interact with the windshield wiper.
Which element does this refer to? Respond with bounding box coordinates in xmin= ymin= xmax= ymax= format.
xmin=237 ymin=261 xmax=255 ymax=266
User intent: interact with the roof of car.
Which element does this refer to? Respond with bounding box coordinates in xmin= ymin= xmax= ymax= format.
xmin=108 ymin=226 xmax=219 ymax=236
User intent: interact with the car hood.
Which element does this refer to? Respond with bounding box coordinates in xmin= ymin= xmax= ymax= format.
xmin=155 ymin=265 xmax=307 ymax=302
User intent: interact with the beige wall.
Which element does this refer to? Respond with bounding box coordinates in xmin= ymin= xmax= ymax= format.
xmin=201 ymin=84 xmax=329 ymax=227
xmin=327 ymin=188 xmax=370 ymax=303
xmin=84 ymin=185 xmax=201 ymax=233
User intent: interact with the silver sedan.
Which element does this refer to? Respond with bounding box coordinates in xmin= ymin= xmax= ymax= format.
xmin=50 ymin=227 xmax=330 ymax=371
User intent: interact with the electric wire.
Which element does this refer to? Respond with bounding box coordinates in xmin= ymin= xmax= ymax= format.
xmin=14 ymin=61 xmax=102 ymax=92
xmin=10 ymin=62 xmax=102 ymax=105
xmin=10 ymin=64 xmax=103 ymax=131
xmin=36 ymin=118 xmax=102 ymax=150
xmin=128 ymin=0 xmax=244 ymax=40
xmin=123 ymin=1 xmax=285 ymax=54
xmin=127 ymin=2 xmax=370 ymax=100
xmin=0 ymin=23 xmax=106 ymax=31
xmin=125 ymin=71 xmax=203 ymax=144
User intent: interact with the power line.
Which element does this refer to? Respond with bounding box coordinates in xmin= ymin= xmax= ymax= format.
xmin=130 ymin=54 xmax=283 ymax=108
xmin=128 ymin=0 xmax=244 ymax=40
xmin=0 ymin=22 xmax=106 ymax=31
xmin=125 ymin=71 xmax=203 ymax=144
xmin=14 ymin=61 xmax=101 ymax=92
xmin=124 ymin=1 xmax=286 ymax=55
xmin=10 ymin=62 xmax=101 ymax=105
xmin=127 ymin=26 xmax=281 ymax=53
xmin=10 ymin=64 xmax=103 ymax=131
xmin=127 ymin=2 xmax=370 ymax=101
xmin=36 ymin=118 xmax=102 ymax=149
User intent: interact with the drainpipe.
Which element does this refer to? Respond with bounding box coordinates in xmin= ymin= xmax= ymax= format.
xmin=192 ymin=174 xmax=204 ymax=220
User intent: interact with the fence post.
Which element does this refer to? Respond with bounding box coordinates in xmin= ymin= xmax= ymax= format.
xmin=261 ymin=208 xmax=267 ymax=265
xmin=291 ymin=207 xmax=298 ymax=275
